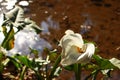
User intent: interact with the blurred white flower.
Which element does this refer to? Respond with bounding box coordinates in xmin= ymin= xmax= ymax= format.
xmin=8 ymin=27 xmax=52 ymax=57
xmin=0 ymin=5 xmax=51 ymax=58
xmin=59 ymin=30 xmax=95 ymax=66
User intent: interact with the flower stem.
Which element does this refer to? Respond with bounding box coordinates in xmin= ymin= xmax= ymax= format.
xmin=34 ymin=70 xmax=43 ymax=80
xmin=20 ymin=66 xmax=27 ymax=80
xmin=49 ymin=55 xmax=61 ymax=80
xmin=92 ymin=70 xmax=99 ymax=80
xmin=74 ymin=63 xmax=81 ymax=80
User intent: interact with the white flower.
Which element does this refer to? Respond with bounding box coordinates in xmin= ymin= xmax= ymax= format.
xmin=8 ymin=28 xmax=52 ymax=57
xmin=59 ymin=30 xmax=95 ymax=66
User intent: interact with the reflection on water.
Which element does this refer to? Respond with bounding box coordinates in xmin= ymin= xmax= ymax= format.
xmin=41 ymin=16 xmax=59 ymax=35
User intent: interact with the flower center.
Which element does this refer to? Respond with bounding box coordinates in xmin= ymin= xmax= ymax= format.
xmin=77 ymin=47 xmax=84 ymax=53
xmin=77 ymin=45 xmax=87 ymax=53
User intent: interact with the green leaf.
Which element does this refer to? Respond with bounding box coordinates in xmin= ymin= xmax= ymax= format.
xmin=7 ymin=56 xmax=22 ymax=70
xmin=2 ymin=26 xmax=7 ymax=37
xmin=84 ymin=63 xmax=98 ymax=70
xmin=0 ymin=52 xmax=4 ymax=61
xmin=49 ymin=55 xmax=61 ymax=79
xmin=64 ymin=64 xmax=74 ymax=71
xmin=0 ymin=52 xmax=4 ymax=73
xmin=0 ymin=63 xmax=4 ymax=73
xmin=15 ymin=55 xmax=32 ymax=68
xmin=14 ymin=55 xmax=42 ymax=71
xmin=93 ymin=55 xmax=117 ymax=70
xmin=29 ymin=48 xmax=39 ymax=58
xmin=12 ymin=55 xmax=43 ymax=79
xmin=1 ymin=27 xmax=15 ymax=50
xmin=49 ymin=52 xmax=57 ymax=62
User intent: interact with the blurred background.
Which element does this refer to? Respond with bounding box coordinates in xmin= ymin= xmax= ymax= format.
xmin=0 ymin=0 xmax=120 ymax=80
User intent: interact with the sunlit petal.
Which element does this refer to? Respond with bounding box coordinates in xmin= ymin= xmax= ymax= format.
xmin=77 ymin=43 xmax=95 ymax=63
xmin=59 ymin=30 xmax=84 ymax=57
xmin=60 ymin=30 xmax=95 ymax=66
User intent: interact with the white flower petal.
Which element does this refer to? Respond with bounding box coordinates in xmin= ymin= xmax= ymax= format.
xmin=77 ymin=43 xmax=95 ymax=63
xmin=59 ymin=30 xmax=84 ymax=57
xmin=61 ymin=43 xmax=95 ymax=66
xmin=65 ymin=29 xmax=74 ymax=34
xmin=61 ymin=45 xmax=82 ymax=66
xmin=60 ymin=30 xmax=95 ymax=66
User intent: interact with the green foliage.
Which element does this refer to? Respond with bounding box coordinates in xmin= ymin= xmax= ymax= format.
xmin=14 ymin=55 xmax=42 ymax=71
xmin=0 ymin=53 xmax=4 ymax=73
xmin=29 ymin=48 xmax=39 ymax=58
xmin=1 ymin=26 xmax=15 ymax=50
xmin=7 ymin=56 xmax=22 ymax=70
xmin=7 ymin=55 xmax=47 ymax=79
xmin=48 ymin=49 xmax=58 ymax=62
xmin=93 ymin=55 xmax=117 ymax=70
xmin=64 ymin=64 xmax=74 ymax=71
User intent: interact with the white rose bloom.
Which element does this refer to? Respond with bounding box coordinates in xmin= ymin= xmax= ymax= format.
xmin=59 ymin=30 xmax=95 ymax=66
